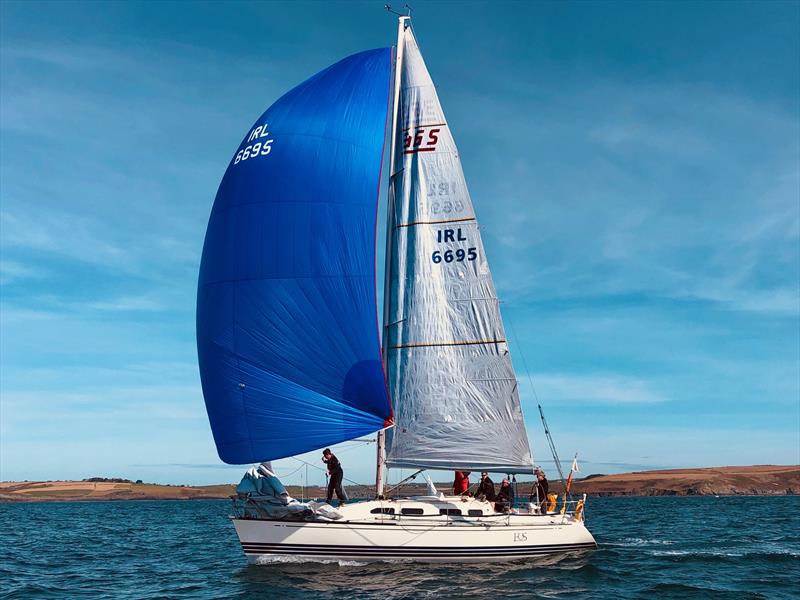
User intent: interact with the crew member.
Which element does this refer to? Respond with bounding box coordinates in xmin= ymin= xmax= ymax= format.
xmin=530 ymin=469 xmax=549 ymax=513
xmin=453 ymin=471 xmax=470 ymax=496
xmin=475 ymin=472 xmax=496 ymax=501
xmin=322 ymin=448 xmax=347 ymax=507
xmin=495 ymin=479 xmax=513 ymax=512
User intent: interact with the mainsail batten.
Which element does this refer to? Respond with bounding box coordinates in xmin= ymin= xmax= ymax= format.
xmin=197 ymin=49 xmax=394 ymax=465
xmin=384 ymin=25 xmax=534 ymax=473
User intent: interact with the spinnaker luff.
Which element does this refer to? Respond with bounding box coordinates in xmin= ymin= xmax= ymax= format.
xmin=197 ymin=49 xmax=394 ymax=464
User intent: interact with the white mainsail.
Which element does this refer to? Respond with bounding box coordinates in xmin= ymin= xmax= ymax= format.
xmin=384 ymin=23 xmax=533 ymax=473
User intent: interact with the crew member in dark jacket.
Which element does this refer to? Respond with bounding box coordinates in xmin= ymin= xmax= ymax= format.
xmin=495 ymin=479 xmax=513 ymax=512
xmin=476 ymin=472 xmax=496 ymax=501
xmin=531 ymin=469 xmax=549 ymax=513
xmin=322 ymin=448 xmax=347 ymax=506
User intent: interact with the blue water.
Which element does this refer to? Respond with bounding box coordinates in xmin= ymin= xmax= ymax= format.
xmin=1 ymin=497 xmax=798 ymax=599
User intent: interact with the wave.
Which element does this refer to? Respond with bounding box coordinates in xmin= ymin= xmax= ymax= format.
xmin=252 ymin=554 xmax=367 ymax=567
xmin=610 ymin=537 xmax=675 ymax=546
xmin=650 ymin=548 xmax=800 ymax=558
xmin=642 ymin=582 xmax=768 ymax=598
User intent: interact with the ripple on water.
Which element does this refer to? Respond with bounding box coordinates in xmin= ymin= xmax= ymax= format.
xmin=1 ymin=496 xmax=799 ymax=600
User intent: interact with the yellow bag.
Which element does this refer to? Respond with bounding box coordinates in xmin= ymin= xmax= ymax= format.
xmin=546 ymin=493 xmax=558 ymax=512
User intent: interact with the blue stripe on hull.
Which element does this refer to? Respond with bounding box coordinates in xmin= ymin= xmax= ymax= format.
xmin=241 ymin=541 xmax=597 ymax=558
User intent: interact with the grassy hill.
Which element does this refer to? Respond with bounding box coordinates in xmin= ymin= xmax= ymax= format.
xmin=1 ymin=465 xmax=796 ymax=502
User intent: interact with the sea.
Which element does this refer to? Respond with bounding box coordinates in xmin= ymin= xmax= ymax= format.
xmin=1 ymin=496 xmax=798 ymax=599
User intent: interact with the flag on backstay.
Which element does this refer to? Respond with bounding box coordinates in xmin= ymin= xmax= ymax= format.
xmin=566 ymin=456 xmax=579 ymax=493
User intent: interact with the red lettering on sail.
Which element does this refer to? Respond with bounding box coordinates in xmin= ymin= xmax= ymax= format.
xmin=403 ymin=126 xmax=441 ymax=154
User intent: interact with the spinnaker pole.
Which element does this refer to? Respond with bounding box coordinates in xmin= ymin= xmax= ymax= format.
xmin=376 ymin=14 xmax=410 ymax=499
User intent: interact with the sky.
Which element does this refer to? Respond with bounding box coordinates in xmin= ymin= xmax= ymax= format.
xmin=1 ymin=0 xmax=798 ymax=487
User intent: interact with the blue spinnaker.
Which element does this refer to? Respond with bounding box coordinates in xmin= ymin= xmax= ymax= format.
xmin=197 ymin=48 xmax=393 ymax=464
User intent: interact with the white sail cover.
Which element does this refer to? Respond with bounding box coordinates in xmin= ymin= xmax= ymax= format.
xmin=384 ymin=25 xmax=534 ymax=473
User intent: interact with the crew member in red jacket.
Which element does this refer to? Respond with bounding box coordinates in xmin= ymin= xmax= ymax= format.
xmin=452 ymin=470 xmax=470 ymax=495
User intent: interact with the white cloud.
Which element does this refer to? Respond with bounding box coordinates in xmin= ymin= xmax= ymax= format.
xmin=0 ymin=306 xmax=60 ymax=322
xmin=551 ymin=426 xmax=800 ymax=474
xmin=683 ymin=284 xmax=799 ymax=315
xmin=0 ymin=259 xmax=46 ymax=284
xmin=525 ymin=373 xmax=666 ymax=405
xmin=459 ymin=80 xmax=799 ymax=317
xmin=0 ymin=208 xmax=126 ymax=268
xmin=0 ymin=385 xmax=207 ymax=441
xmin=87 ymin=296 xmax=164 ymax=312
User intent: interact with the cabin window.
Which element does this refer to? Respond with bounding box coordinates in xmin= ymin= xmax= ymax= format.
xmin=468 ymin=509 xmax=484 ymax=517
xmin=370 ymin=507 xmax=395 ymax=515
xmin=439 ymin=508 xmax=462 ymax=516
xmin=400 ymin=508 xmax=425 ymax=516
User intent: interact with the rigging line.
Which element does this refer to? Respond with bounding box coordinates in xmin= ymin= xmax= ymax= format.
xmin=505 ymin=309 xmax=568 ymax=486
xmin=269 ymin=462 xmax=306 ymax=479
xmin=538 ymin=404 xmax=567 ymax=497
xmin=291 ymin=456 xmax=327 ymax=474
xmin=333 ymin=440 xmax=376 ymax=449
xmin=505 ymin=311 xmax=540 ymax=406
xmin=332 ymin=441 xmax=376 ymax=452
xmin=505 ymin=310 xmax=543 ymax=479
xmin=384 ymin=469 xmax=424 ymax=495
xmin=289 ymin=455 xmax=376 ymax=494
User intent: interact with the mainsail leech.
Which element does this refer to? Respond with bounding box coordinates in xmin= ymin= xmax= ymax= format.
xmin=197 ymin=49 xmax=394 ymax=465
xmin=384 ymin=24 xmax=534 ymax=473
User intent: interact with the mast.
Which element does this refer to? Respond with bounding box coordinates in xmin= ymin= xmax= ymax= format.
xmin=376 ymin=14 xmax=410 ymax=498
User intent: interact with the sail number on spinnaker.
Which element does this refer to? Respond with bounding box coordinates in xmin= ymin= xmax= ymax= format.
xmin=233 ymin=122 xmax=274 ymax=165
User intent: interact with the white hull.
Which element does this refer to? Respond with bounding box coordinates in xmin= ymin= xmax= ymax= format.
xmin=233 ymin=498 xmax=596 ymax=563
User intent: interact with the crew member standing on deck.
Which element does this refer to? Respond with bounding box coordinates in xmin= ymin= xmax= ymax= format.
xmin=322 ymin=448 xmax=347 ymax=507
xmin=453 ymin=471 xmax=470 ymax=496
xmin=530 ymin=469 xmax=549 ymax=513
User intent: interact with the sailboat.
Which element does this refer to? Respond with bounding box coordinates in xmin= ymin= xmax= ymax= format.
xmin=197 ymin=14 xmax=597 ymax=563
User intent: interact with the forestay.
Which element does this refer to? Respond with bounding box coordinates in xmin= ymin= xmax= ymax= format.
xmin=197 ymin=49 xmax=393 ymax=465
xmin=384 ymin=25 xmax=534 ymax=473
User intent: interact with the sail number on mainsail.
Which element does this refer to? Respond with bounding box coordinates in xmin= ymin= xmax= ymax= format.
xmin=432 ymin=227 xmax=477 ymax=264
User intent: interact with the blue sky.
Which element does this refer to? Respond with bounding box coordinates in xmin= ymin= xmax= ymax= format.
xmin=1 ymin=1 xmax=798 ymax=486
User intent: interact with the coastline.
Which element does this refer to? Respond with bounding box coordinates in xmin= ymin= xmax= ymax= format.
xmin=1 ymin=465 xmax=796 ymax=503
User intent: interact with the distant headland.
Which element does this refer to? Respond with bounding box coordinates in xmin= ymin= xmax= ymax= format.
xmin=1 ymin=465 xmax=796 ymax=502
